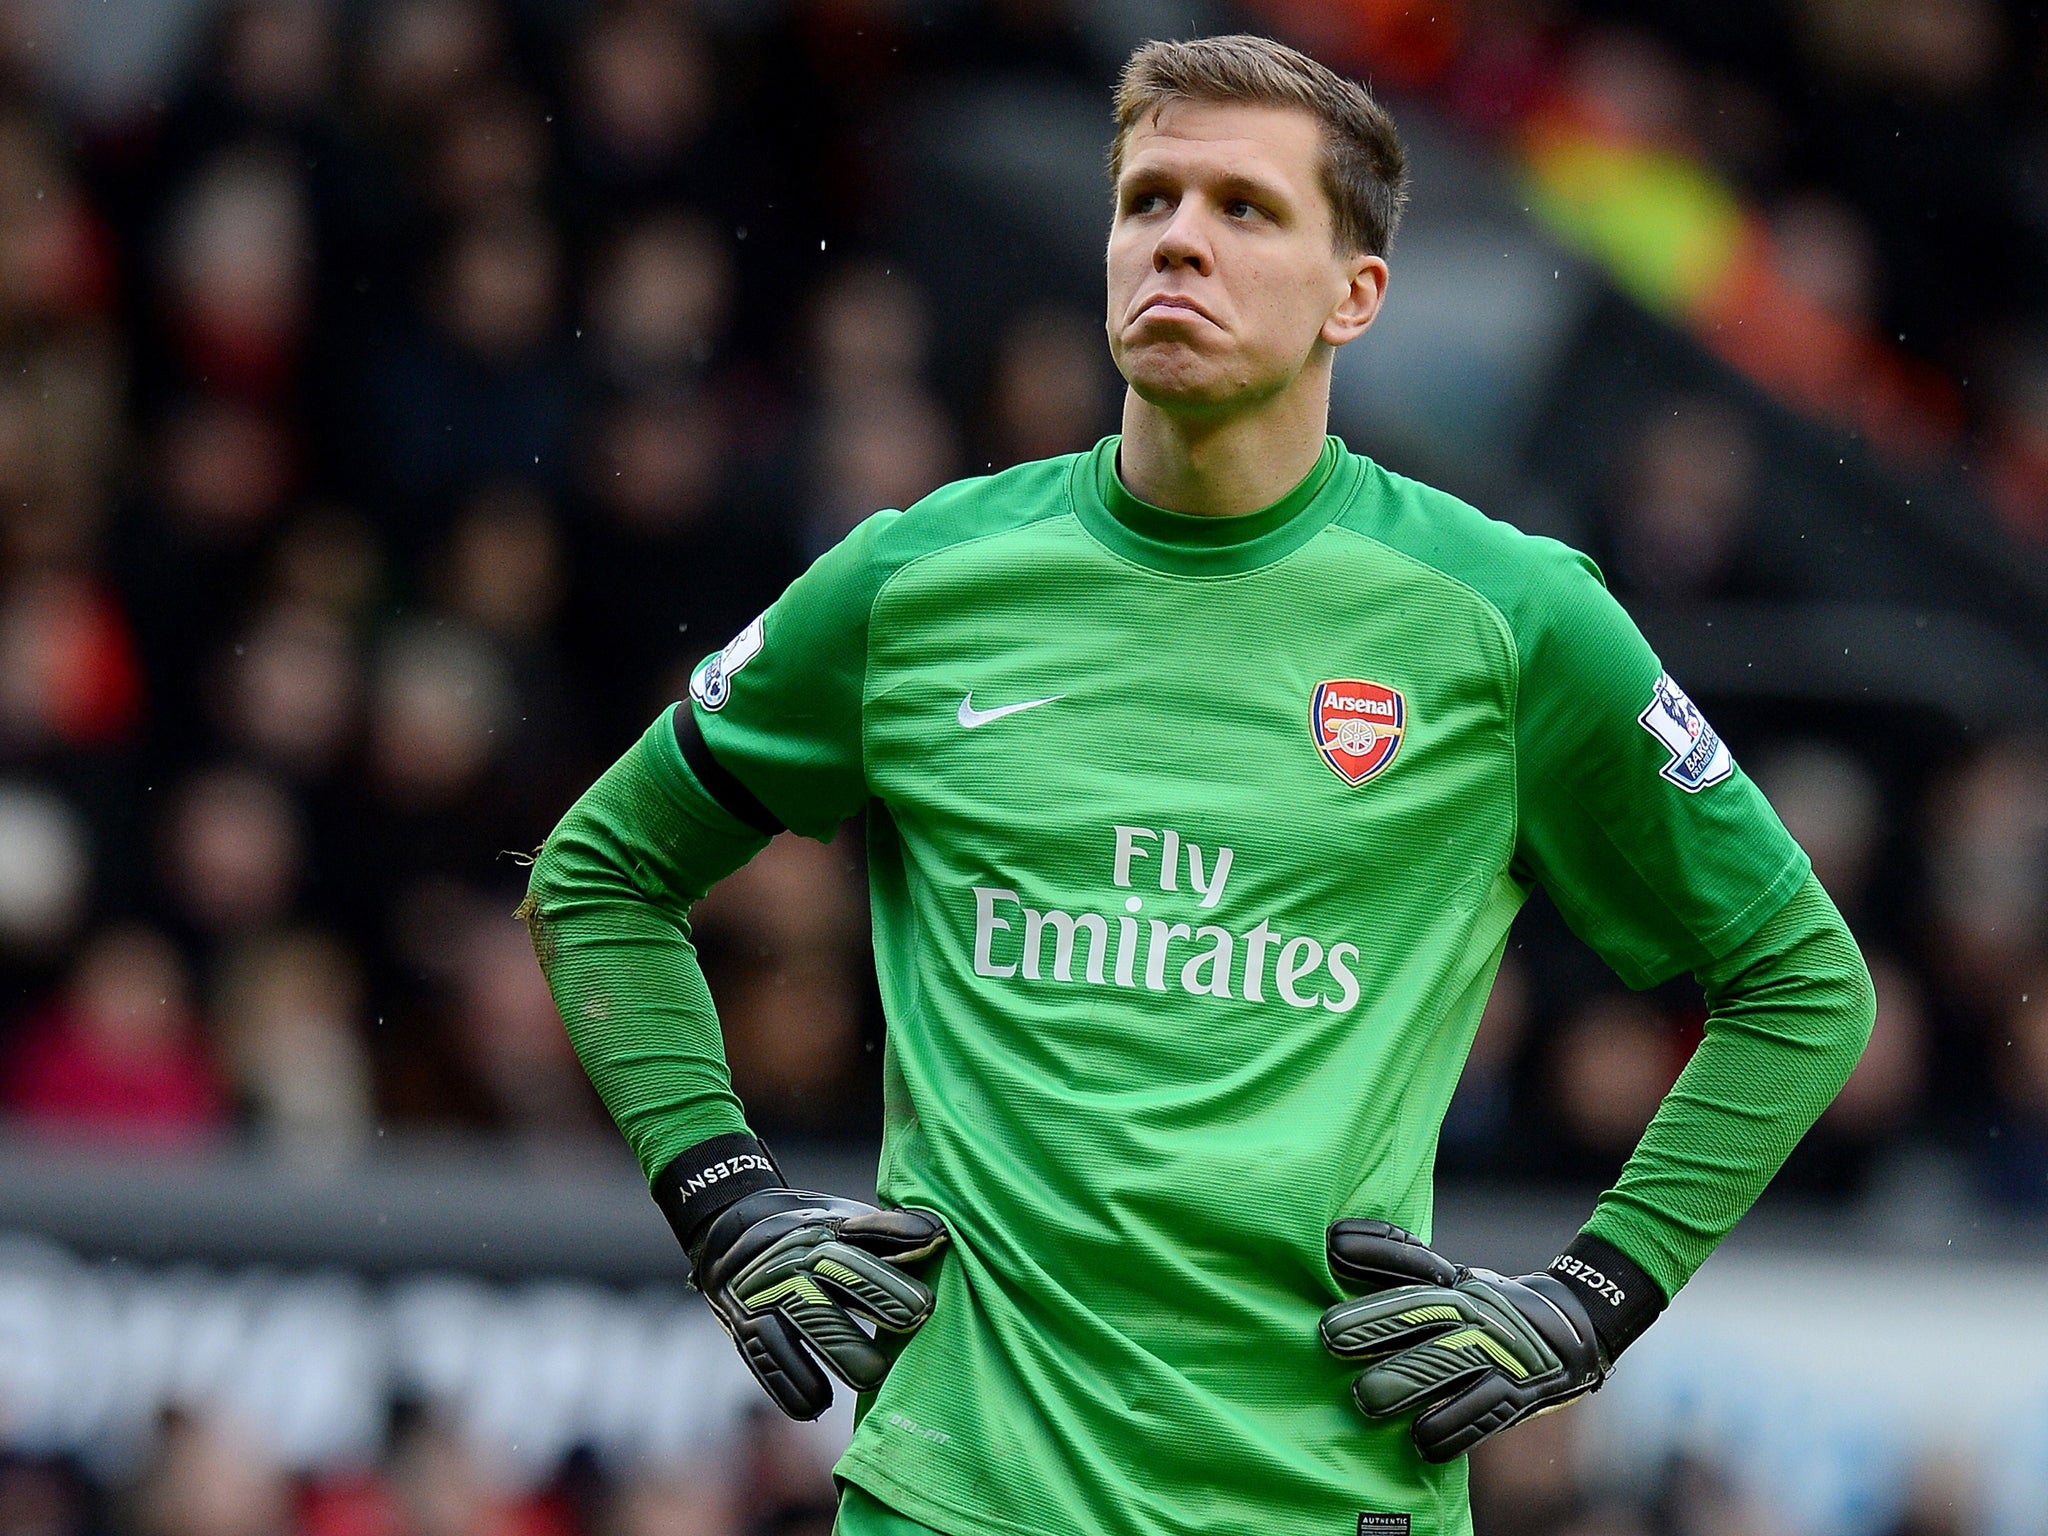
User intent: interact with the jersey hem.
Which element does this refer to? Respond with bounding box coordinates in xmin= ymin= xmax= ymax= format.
xmin=1694 ymin=844 xmax=1812 ymax=961
xmin=835 ymin=1456 xmax=1046 ymax=1536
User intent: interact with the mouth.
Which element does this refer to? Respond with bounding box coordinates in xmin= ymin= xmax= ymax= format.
xmin=1131 ymin=294 xmax=1218 ymax=327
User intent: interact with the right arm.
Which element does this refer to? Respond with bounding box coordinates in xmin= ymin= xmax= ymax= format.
xmin=517 ymin=704 xmax=771 ymax=1192
xmin=523 ymin=507 xmax=897 ymax=1219
xmin=520 ymin=517 xmax=948 ymax=1422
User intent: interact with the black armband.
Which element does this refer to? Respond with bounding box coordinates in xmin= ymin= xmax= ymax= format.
xmin=673 ymin=704 xmax=784 ymax=836
xmin=1547 ymin=1232 xmax=1667 ymax=1362
xmin=651 ymin=1132 xmax=785 ymax=1262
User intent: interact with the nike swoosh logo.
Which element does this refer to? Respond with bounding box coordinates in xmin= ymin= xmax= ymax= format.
xmin=957 ymin=691 xmax=1065 ymax=730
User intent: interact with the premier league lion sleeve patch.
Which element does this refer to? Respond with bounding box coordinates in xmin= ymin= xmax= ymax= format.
xmin=1637 ymin=672 xmax=1733 ymax=792
xmin=689 ymin=613 xmax=765 ymax=711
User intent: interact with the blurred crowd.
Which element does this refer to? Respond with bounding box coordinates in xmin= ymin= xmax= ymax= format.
xmin=1259 ymin=0 xmax=2048 ymax=519
xmin=0 ymin=0 xmax=2035 ymax=1292
xmin=1433 ymin=396 xmax=2048 ymax=1206
xmin=0 ymin=0 xmax=1128 ymax=1161
xmin=1466 ymin=1408 xmax=1978 ymax=1536
xmin=0 ymin=1385 xmax=1989 ymax=1536
xmin=0 ymin=1400 xmax=848 ymax=1536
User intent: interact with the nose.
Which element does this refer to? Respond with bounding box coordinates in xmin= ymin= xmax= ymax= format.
xmin=1153 ymin=205 xmax=1212 ymax=275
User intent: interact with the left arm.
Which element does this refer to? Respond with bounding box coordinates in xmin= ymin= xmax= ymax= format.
xmin=1324 ymin=543 xmax=1873 ymax=1458
xmin=1506 ymin=544 xmax=1876 ymax=1325
xmin=1576 ymin=867 xmax=1873 ymax=1324
xmin=1323 ymin=871 xmax=1871 ymax=1461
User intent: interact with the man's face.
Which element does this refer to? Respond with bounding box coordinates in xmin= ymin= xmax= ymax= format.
xmin=1106 ymin=100 xmax=1384 ymax=414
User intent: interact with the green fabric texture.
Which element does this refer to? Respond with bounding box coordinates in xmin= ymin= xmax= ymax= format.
xmin=1583 ymin=869 xmax=1874 ymax=1297
xmin=519 ymin=710 xmax=767 ymax=1181
xmin=1324 ymin=458 xmax=1809 ymax=987
xmin=691 ymin=455 xmax=1072 ymax=840
xmin=1079 ymin=432 xmax=1349 ymax=572
xmin=524 ymin=436 xmax=1870 ymax=1536
xmin=835 ymin=1484 xmax=946 ymax=1536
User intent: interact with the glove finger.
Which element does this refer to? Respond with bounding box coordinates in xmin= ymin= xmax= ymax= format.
xmin=1353 ymin=1301 xmax=1540 ymax=1391
xmin=1395 ymin=1316 xmax=1540 ymax=1403
xmin=1411 ymin=1373 xmax=1528 ymax=1463
xmin=1456 ymin=1274 xmax=1568 ymax=1371
xmin=1353 ymin=1342 xmax=1494 ymax=1418
xmin=729 ymin=1308 xmax=835 ymax=1421
xmin=1328 ymin=1220 xmax=1461 ymax=1291
xmin=1320 ymin=1286 xmax=1478 ymax=1361
xmin=805 ymin=1240 xmax=938 ymax=1333
xmin=772 ymin=1289 xmax=895 ymax=1391
xmin=837 ymin=1206 xmax=950 ymax=1265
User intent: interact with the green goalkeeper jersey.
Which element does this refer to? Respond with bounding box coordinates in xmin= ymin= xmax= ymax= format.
xmin=524 ymin=434 xmax=1850 ymax=1536
xmin=665 ymin=436 xmax=1806 ymax=1536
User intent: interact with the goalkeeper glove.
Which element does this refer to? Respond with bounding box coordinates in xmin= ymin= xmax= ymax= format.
xmin=653 ymin=1135 xmax=949 ymax=1421
xmin=1319 ymin=1220 xmax=1662 ymax=1462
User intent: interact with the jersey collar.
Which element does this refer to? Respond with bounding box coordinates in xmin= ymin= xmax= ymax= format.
xmin=1072 ymin=434 xmax=1358 ymax=576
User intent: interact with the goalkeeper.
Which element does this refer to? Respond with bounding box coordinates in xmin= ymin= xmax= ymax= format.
xmin=520 ymin=33 xmax=1874 ymax=1536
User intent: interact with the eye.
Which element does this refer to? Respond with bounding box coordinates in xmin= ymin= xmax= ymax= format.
xmin=1224 ymin=199 xmax=1259 ymax=221
xmin=1128 ymin=191 xmax=1169 ymax=216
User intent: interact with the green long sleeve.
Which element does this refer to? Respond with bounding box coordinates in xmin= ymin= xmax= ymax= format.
xmin=518 ymin=706 xmax=768 ymax=1182
xmin=1580 ymin=870 xmax=1875 ymax=1300
xmin=526 ymin=714 xmax=1872 ymax=1293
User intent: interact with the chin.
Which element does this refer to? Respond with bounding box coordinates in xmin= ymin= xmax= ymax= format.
xmin=1117 ymin=331 xmax=1290 ymax=411
xmin=1119 ymin=347 xmax=1236 ymax=409
xmin=1127 ymin=363 xmax=1274 ymax=415
xmin=1128 ymin=378 xmax=1236 ymax=413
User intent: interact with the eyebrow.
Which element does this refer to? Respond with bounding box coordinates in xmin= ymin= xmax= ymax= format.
xmin=1117 ymin=161 xmax=1297 ymax=212
xmin=1209 ymin=170 xmax=1293 ymax=210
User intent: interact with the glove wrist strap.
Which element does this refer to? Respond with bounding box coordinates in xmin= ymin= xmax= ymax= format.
xmin=652 ymin=1133 xmax=784 ymax=1262
xmin=1548 ymin=1233 xmax=1666 ymax=1362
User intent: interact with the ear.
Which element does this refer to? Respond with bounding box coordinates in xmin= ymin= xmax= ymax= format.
xmin=1321 ymin=253 xmax=1388 ymax=348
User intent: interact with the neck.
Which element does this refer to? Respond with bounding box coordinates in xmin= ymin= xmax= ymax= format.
xmin=1116 ymin=359 xmax=1334 ymax=516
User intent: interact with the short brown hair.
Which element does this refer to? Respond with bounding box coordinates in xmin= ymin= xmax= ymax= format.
xmin=1109 ymin=34 xmax=1408 ymax=257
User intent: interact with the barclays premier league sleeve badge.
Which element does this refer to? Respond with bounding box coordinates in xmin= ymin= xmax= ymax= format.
xmin=689 ymin=613 xmax=765 ymax=711
xmin=1637 ymin=671 xmax=1733 ymax=792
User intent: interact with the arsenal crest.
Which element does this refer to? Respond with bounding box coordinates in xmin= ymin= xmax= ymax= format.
xmin=1312 ymin=679 xmax=1406 ymax=786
